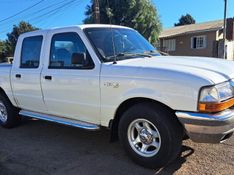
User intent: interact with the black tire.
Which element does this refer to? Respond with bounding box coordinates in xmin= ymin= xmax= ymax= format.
xmin=118 ymin=102 xmax=183 ymax=169
xmin=0 ymin=94 xmax=20 ymax=128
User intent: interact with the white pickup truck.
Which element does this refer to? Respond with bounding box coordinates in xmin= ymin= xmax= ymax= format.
xmin=0 ymin=24 xmax=234 ymax=169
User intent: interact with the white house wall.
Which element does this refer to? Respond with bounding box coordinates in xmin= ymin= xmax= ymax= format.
xmin=226 ymin=41 xmax=234 ymax=60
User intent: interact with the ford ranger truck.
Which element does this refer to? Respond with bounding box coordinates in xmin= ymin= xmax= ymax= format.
xmin=0 ymin=25 xmax=234 ymax=169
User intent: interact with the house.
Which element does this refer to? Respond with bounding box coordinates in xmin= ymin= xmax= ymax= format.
xmin=0 ymin=57 xmax=13 ymax=63
xmin=159 ymin=18 xmax=234 ymax=60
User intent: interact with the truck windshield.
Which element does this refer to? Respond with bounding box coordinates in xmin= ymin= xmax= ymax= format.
xmin=84 ymin=27 xmax=160 ymax=62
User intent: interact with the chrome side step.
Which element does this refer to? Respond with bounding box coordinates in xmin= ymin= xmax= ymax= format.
xmin=19 ymin=110 xmax=100 ymax=130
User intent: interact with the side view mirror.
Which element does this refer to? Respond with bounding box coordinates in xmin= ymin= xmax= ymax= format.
xmin=71 ymin=52 xmax=86 ymax=65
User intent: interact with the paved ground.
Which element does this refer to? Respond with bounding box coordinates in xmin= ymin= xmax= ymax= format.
xmin=0 ymin=119 xmax=233 ymax=175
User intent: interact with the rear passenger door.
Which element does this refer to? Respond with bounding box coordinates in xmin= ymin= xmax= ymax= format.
xmin=11 ymin=33 xmax=47 ymax=113
xmin=41 ymin=29 xmax=101 ymax=124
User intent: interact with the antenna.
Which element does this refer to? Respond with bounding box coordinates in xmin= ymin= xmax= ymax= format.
xmin=111 ymin=27 xmax=117 ymax=64
xmin=106 ymin=0 xmax=117 ymax=64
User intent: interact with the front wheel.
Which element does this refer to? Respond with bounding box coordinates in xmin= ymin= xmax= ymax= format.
xmin=118 ymin=103 xmax=183 ymax=169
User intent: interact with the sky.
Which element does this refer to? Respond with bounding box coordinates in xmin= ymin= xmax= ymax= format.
xmin=0 ymin=0 xmax=234 ymax=40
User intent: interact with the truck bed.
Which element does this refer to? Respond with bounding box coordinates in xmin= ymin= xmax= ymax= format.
xmin=0 ymin=62 xmax=13 ymax=104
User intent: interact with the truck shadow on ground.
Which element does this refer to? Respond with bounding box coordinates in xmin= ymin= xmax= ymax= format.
xmin=155 ymin=145 xmax=194 ymax=175
xmin=0 ymin=119 xmax=195 ymax=175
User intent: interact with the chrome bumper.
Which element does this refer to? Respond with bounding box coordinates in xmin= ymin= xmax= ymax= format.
xmin=176 ymin=107 xmax=234 ymax=143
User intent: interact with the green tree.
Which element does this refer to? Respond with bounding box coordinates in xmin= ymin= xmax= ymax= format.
xmin=5 ymin=21 xmax=39 ymax=56
xmin=174 ymin=14 xmax=196 ymax=26
xmin=83 ymin=0 xmax=162 ymax=44
xmin=0 ymin=40 xmax=5 ymax=53
xmin=0 ymin=40 xmax=7 ymax=62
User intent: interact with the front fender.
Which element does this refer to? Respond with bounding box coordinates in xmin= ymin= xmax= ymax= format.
xmin=100 ymin=79 xmax=199 ymax=127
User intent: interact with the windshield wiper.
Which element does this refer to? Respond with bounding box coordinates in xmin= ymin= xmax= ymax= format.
xmin=149 ymin=50 xmax=158 ymax=53
xmin=144 ymin=50 xmax=160 ymax=55
xmin=106 ymin=52 xmax=152 ymax=60
xmin=132 ymin=53 xmax=152 ymax=58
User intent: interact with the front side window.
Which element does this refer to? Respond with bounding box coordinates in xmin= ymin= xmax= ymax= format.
xmin=85 ymin=28 xmax=160 ymax=62
xmin=49 ymin=32 xmax=94 ymax=69
xmin=191 ymin=35 xmax=206 ymax=49
xmin=20 ymin=36 xmax=43 ymax=68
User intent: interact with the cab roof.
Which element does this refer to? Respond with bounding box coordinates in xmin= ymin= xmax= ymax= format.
xmin=19 ymin=24 xmax=133 ymax=37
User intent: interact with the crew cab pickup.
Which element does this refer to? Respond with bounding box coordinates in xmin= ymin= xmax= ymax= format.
xmin=0 ymin=24 xmax=234 ymax=169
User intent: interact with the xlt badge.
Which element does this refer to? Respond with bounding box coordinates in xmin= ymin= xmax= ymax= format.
xmin=104 ymin=82 xmax=119 ymax=88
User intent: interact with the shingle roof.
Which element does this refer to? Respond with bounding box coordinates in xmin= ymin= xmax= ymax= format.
xmin=159 ymin=20 xmax=224 ymax=38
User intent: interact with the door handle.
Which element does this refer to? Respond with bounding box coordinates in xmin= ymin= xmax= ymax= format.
xmin=15 ymin=74 xmax=21 ymax=78
xmin=44 ymin=75 xmax=52 ymax=80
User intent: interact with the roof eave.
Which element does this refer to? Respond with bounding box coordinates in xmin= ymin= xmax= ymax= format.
xmin=159 ymin=27 xmax=223 ymax=39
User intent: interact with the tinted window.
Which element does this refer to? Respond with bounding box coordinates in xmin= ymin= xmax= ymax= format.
xmin=49 ymin=32 xmax=94 ymax=69
xmin=21 ymin=36 xmax=43 ymax=68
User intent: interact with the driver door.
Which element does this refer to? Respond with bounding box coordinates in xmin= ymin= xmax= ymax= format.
xmin=41 ymin=30 xmax=100 ymax=124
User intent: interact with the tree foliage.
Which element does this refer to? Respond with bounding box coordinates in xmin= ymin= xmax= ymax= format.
xmin=0 ymin=41 xmax=6 ymax=53
xmin=5 ymin=21 xmax=39 ymax=56
xmin=0 ymin=40 xmax=7 ymax=61
xmin=174 ymin=14 xmax=196 ymax=26
xmin=83 ymin=0 xmax=162 ymax=44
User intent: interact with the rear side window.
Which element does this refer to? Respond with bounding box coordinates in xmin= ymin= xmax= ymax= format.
xmin=20 ymin=36 xmax=43 ymax=68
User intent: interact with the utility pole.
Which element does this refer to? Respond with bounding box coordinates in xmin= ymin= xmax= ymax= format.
xmin=93 ymin=0 xmax=100 ymax=24
xmin=223 ymin=0 xmax=227 ymax=59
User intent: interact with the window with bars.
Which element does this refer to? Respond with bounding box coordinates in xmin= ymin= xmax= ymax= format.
xmin=191 ymin=35 xmax=206 ymax=49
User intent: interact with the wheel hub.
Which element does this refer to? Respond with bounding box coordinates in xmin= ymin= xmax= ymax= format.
xmin=0 ymin=102 xmax=7 ymax=122
xmin=127 ymin=118 xmax=161 ymax=157
xmin=139 ymin=128 xmax=153 ymax=144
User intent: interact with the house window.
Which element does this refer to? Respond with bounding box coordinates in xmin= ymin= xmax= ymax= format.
xmin=163 ymin=39 xmax=176 ymax=51
xmin=191 ymin=36 xmax=206 ymax=49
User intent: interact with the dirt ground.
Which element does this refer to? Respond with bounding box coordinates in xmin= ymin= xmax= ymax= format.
xmin=0 ymin=119 xmax=233 ymax=175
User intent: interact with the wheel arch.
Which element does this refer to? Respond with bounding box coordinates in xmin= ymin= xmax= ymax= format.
xmin=0 ymin=87 xmax=16 ymax=107
xmin=0 ymin=87 xmax=8 ymax=97
xmin=109 ymin=97 xmax=175 ymax=142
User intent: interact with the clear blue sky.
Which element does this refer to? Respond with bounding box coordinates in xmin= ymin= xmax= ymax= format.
xmin=0 ymin=0 xmax=233 ymax=40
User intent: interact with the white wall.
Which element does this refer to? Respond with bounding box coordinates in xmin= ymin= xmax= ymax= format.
xmin=226 ymin=41 xmax=234 ymax=60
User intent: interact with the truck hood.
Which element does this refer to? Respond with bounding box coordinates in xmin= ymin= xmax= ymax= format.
xmin=0 ymin=63 xmax=12 ymax=67
xmin=115 ymin=56 xmax=234 ymax=84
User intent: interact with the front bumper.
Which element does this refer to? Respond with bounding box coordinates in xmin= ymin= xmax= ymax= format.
xmin=176 ymin=107 xmax=234 ymax=143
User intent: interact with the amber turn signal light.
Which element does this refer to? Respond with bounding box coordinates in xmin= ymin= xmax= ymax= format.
xmin=199 ymin=98 xmax=234 ymax=113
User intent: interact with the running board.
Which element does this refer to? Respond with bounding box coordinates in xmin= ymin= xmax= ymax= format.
xmin=19 ymin=110 xmax=100 ymax=130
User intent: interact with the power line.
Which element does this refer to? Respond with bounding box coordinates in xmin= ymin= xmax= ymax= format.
xmin=0 ymin=0 xmax=77 ymax=30
xmin=0 ymin=0 xmax=63 ymax=27
xmin=0 ymin=0 xmax=83 ymax=36
xmin=35 ymin=3 xmax=79 ymax=28
xmin=26 ymin=0 xmax=79 ymax=25
xmin=0 ymin=0 xmax=45 ymax=23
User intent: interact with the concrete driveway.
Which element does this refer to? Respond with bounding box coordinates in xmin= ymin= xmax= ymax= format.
xmin=0 ymin=119 xmax=233 ymax=175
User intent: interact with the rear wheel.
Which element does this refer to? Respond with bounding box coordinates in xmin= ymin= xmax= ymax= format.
xmin=118 ymin=103 xmax=183 ymax=169
xmin=0 ymin=94 xmax=20 ymax=128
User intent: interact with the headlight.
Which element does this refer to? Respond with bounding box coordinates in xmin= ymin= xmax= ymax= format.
xmin=200 ymin=82 xmax=233 ymax=102
xmin=198 ymin=80 xmax=234 ymax=112
xmin=231 ymin=79 xmax=234 ymax=89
